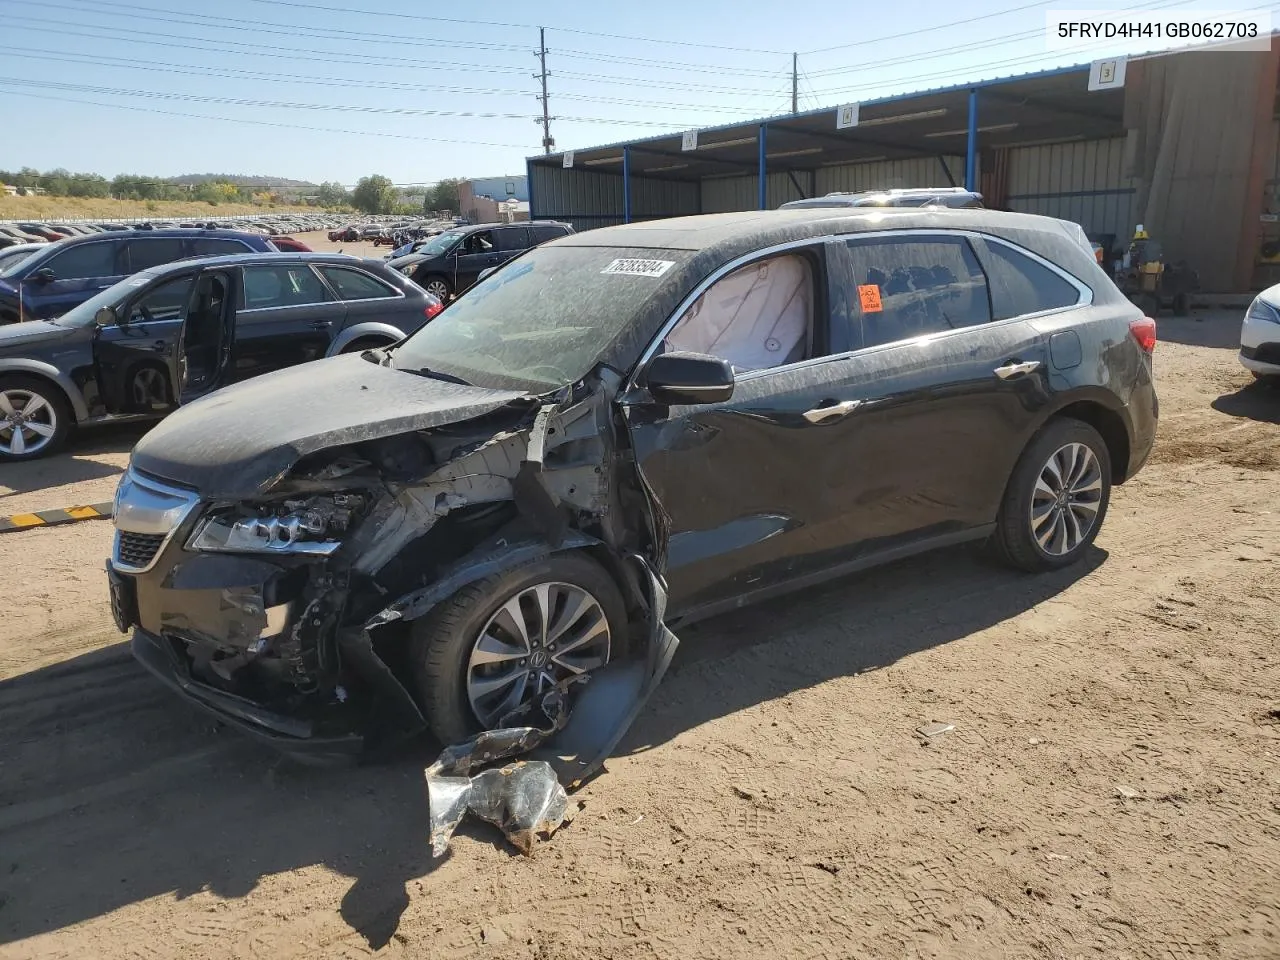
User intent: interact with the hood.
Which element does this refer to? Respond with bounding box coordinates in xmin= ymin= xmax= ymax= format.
xmin=130 ymin=353 xmax=528 ymax=499
xmin=0 ymin=319 xmax=68 ymax=346
xmin=1257 ymin=283 xmax=1280 ymax=308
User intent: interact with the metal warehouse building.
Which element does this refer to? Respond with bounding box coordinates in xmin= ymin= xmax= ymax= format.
xmin=528 ymin=44 xmax=1280 ymax=292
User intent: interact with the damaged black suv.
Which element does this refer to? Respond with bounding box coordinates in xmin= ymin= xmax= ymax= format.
xmin=108 ymin=208 xmax=1158 ymax=761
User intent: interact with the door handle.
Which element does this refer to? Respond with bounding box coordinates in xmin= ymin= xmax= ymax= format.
xmin=993 ymin=360 xmax=1041 ymax=380
xmin=310 ymin=320 xmax=333 ymax=329
xmin=803 ymin=399 xmax=862 ymax=424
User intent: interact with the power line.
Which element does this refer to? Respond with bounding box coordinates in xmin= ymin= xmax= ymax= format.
xmin=21 ymin=46 xmax=767 ymax=114
xmin=1 ymin=17 xmax=787 ymax=97
xmin=0 ymin=89 xmax=534 ymax=148
xmin=0 ymin=76 xmax=698 ymax=127
xmin=803 ymin=0 xmax=1058 ymax=54
xmin=19 ymin=0 xmax=791 ymax=78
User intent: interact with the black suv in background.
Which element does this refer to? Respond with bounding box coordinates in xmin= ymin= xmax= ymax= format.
xmin=0 ymin=229 xmax=279 ymax=325
xmin=388 ymin=221 xmax=574 ymax=301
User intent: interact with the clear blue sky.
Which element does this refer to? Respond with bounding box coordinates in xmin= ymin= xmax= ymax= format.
xmin=0 ymin=0 xmax=1234 ymax=186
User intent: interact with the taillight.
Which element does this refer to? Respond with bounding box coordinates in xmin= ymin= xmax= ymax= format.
xmin=1129 ymin=316 xmax=1157 ymax=353
xmin=424 ymin=300 xmax=444 ymax=320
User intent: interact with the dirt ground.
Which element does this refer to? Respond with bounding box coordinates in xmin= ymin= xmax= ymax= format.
xmin=1 ymin=308 xmax=1277 ymax=960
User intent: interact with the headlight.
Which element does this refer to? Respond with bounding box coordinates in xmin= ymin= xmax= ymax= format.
xmin=400 ymin=265 xmax=414 ymax=276
xmin=1247 ymin=298 xmax=1280 ymax=324
xmin=187 ymin=493 xmax=365 ymax=556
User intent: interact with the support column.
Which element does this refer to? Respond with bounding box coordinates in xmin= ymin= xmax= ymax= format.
xmin=965 ymin=89 xmax=978 ymax=192
xmin=758 ymin=123 xmax=768 ymax=210
xmin=623 ymin=146 xmax=632 ymax=224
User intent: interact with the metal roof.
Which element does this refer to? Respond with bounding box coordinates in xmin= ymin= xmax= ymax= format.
xmin=529 ymin=61 xmax=1126 ymax=181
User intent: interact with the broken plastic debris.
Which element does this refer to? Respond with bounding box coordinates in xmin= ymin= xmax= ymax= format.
xmin=425 ymin=684 xmax=576 ymax=857
xmin=1115 ymin=785 xmax=1141 ymax=800
xmin=917 ymin=722 xmax=955 ymax=738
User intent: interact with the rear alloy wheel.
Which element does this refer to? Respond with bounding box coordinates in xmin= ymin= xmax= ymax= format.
xmin=410 ymin=554 xmax=626 ymax=744
xmin=0 ymin=376 xmax=71 ymax=461
xmin=994 ymin=418 xmax=1111 ymax=572
xmin=422 ymin=276 xmax=451 ymax=302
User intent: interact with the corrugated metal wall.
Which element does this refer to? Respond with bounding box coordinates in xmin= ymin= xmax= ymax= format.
xmin=530 ymin=164 xmax=698 ymax=232
xmin=815 ymin=156 xmax=966 ymax=194
xmin=1005 ymin=137 xmax=1135 ymax=244
xmin=698 ymin=157 xmax=967 ymax=213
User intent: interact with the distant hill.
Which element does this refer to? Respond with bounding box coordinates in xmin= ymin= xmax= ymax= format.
xmin=169 ymin=174 xmax=317 ymax=188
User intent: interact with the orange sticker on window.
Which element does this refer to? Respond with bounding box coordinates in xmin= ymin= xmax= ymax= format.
xmin=858 ymin=284 xmax=883 ymax=313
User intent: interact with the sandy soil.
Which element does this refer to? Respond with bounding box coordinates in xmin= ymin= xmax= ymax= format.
xmin=0 ymin=311 xmax=1277 ymax=960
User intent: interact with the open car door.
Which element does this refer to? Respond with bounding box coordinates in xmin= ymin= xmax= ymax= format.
xmin=175 ymin=269 xmax=235 ymax=404
xmin=94 ymin=272 xmax=195 ymax=415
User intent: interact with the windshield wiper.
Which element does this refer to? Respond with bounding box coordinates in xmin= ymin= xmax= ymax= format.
xmin=407 ymin=365 xmax=473 ymax=386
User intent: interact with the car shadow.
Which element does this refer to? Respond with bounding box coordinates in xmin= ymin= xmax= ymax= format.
xmin=0 ymin=543 xmax=1103 ymax=949
xmin=1212 ymin=380 xmax=1280 ymax=424
xmin=1154 ymin=311 xmax=1242 ymax=349
xmin=622 ymin=542 xmax=1106 ymax=755
xmin=0 ymin=422 xmax=149 ymax=498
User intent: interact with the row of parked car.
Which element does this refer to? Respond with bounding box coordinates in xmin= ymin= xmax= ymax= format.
xmin=0 ymin=225 xmax=444 ymax=460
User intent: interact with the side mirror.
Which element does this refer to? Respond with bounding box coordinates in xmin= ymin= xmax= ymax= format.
xmin=94 ymin=306 xmax=117 ymax=327
xmin=644 ymin=351 xmax=734 ymax=405
xmin=31 ymin=267 xmax=55 ymax=284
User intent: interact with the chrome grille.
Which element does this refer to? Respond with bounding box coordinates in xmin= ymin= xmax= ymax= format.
xmin=110 ymin=467 xmax=201 ymax=573
xmin=115 ymin=531 xmax=166 ymax=570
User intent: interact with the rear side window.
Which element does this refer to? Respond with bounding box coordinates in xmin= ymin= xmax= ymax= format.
xmin=530 ymin=224 xmax=569 ymax=244
xmin=845 ymin=236 xmax=991 ymax=348
xmin=190 ymin=238 xmax=252 ymax=257
xmin=495 ymin=227 xmax=530 ymax=251
xmin=123 ymin=238 xmax=186 ymax=272
xmin=242 ymin=265 xmax=331 ymax=309
xmin=44 ymin=241 xmax=120 ymax=280
xmin=317 ymin=266 xmax=398 ymax=300
xmin=979 ymin=240 xmax=1080 ymax=320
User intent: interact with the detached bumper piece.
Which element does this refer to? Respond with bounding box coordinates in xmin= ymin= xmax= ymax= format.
xmin=426 ymin=559 xmax=680 ymax=856
xmin=130 ymin=628 xmax=363 ymax=765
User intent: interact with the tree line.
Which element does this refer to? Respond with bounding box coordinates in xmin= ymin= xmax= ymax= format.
xmin=1 ymin=167 xmax=465 ymax=214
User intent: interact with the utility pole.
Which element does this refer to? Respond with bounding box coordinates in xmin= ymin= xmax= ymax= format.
xmin=537 ymin=27 xmax=554 ymax=154
xmin=791 ymin=52 xmax=799 ymax=114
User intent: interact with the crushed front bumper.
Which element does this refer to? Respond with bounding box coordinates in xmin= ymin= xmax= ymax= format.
xmin=130 ymin=628 xmax=363 ymax=765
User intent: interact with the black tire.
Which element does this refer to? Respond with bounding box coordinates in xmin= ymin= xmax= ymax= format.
xmin=993 ymin=418 xmax=1112 ymax=573
xmin=0 ymin=373 xmax=73 ymax=461
xmin=409 ymin=552 xmax=628 ymax=745
xmin=420 ymin=274 xmax=451 ymax=302
xmin=339 ymin=336 xmax=393 ymax=355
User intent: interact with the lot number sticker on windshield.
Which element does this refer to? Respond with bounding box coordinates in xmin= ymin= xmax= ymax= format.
xmin=601 ymin=258 xmax=676 ymax=278
xmin=857 ymin=284 xmax=883 ymax=312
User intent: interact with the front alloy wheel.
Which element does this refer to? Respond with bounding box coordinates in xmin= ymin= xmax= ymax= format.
xmin=0 ymin=379 xmax=68 ymax=460
xmin=410 ymin=553 xmax=627 ymax=744
xmin=423 ymin=277 xmax=451 ymax=302
xmin=466 ymin=582 xmax=611 ymax=727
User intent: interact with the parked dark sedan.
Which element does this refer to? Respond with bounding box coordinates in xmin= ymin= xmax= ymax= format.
xmin=108 ymin=208 xmax=1157 ymax=762
xmin=0 ymin=253 xmax=442 ymax=460
xmin=0 ymin=229 xmax=278 ymax=325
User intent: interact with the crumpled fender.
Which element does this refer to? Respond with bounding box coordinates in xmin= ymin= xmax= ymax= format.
xmin=363 ymin=527 xmax=603 ymax=629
